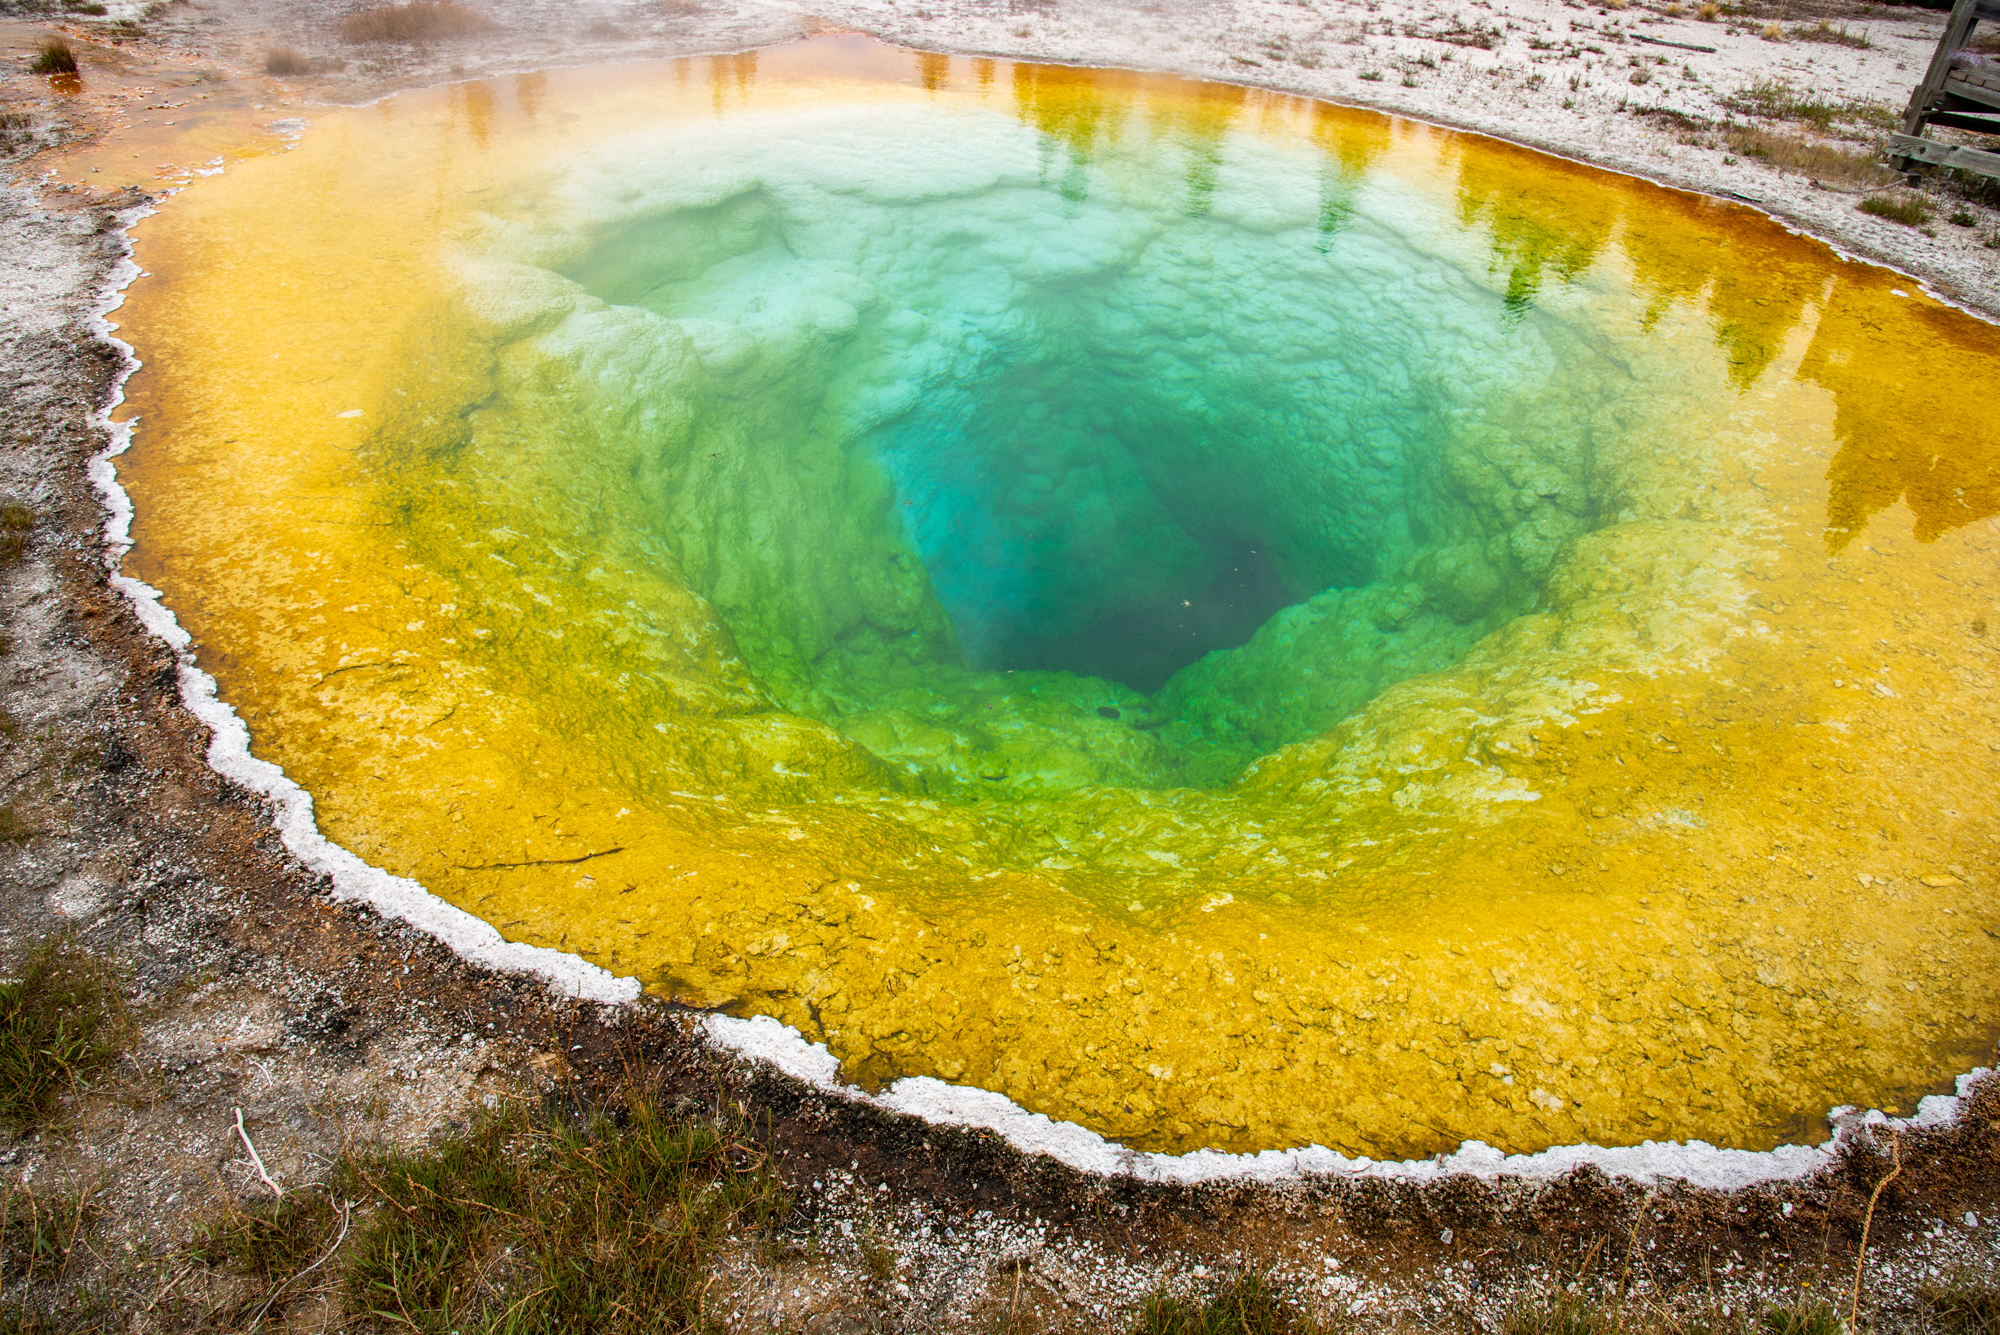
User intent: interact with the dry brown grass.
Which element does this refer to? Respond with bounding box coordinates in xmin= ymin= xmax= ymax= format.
xmin=0 ymin=111 xmax=31 ymax=156
xmin=337 ymin=0 xmax=494 ymax=44
xmin=0 ymin=505 xmax=32 ymax=564
xmin=264 ymin=45 xmax=311 ymax=74
xmin=1790 ymin=19 xmax=1871 ymax=47
xmin=27 ymin=39 xmax=76 ymax=74
xmin=1723 ymin=124 xmax=1892 ymax=188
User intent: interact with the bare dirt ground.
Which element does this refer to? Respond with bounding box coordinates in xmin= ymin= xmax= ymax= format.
xmin=0 ymin=0 xmax=1994 ymax=1326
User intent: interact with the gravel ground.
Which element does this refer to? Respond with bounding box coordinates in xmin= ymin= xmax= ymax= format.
xmin=0 ymin=0 xmax=1993 ymax=1326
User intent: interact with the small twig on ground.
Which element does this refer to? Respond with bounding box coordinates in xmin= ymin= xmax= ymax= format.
xmin=234 ymin=1106 xmax=284 ymax=1197
xmin=1849 ymin=1129 xmax=1902 ymax=1330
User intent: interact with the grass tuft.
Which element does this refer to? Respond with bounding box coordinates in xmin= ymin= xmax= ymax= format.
xmin=0 ymin=937 xmax=124 ymax=1131
xmin=322 ymin=1091 xmax=784 ymax=1330
xmin=1756 ymin=1302 xmax=1848 ymax=1335
xmin=0 ymin=1187 xmax=99 ymax=1288
xmin=1941 ymin=166 xmax=2000 ymax=210
xmin=27 ymin=40 xmax=76 ymax=75
xmin=1723 ymin=125 xmax=1890 ymax=188
xmin=1135 ymin=1274 xmax=1293 ymax=1335
xmin=1724 ymin=77 xmax=1894 ymax=135
xmin=1501 ymin=1297 xmax=1847 ymax=1335
xmin=1859 ymin=193 xmax=1934 ymax=226
xmin=1790 ymin=20 xmax=1871 ymax=47
xmin=193 ymin=1091 xmax=792 ymax=1328
xmin=1504 ymin=1294 xmax=1609 ymax=1335
xmin=1920 ymin=1276 xmax=2000 ymax=1335
xmin=338 ymin=0 xmax=494 ymax=44
xmin=0 ymin=506 xmax=32 ymax=564
xmin=194 ymin=1192 xmax=340 ymax=1284
xmin=264 ymin=46 xmax=311 ymax=74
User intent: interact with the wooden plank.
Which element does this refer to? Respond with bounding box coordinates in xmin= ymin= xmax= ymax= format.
xmin=1888 ymin=132 xmax=1956 ymax=163
xmin=1943 ymin=71 xmax=2000 ymax=111
xmin=1887 ymin=132 xmax=2000 ymax=179
xmin=1903 ymin=0 xmax=1983 ymax=134
xmin=1929 ymin=109 xmax=2000 ymax=132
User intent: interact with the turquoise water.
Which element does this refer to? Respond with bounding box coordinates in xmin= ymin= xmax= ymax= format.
xmin=438 ymin=99 xmax=1619 ymax=795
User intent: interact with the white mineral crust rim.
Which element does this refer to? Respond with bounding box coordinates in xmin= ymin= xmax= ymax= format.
xmin=84 ymin=173 xmax=1993 ymax=1194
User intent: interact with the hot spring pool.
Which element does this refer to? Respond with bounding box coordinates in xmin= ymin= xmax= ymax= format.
xmin=114 ymin=36 xmax=2000 ymax=1158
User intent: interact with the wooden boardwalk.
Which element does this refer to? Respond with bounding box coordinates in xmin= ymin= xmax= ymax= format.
xmin=1888 ymin=0 xmax=2000 ymax=181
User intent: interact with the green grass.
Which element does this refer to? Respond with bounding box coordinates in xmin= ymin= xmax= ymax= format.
xmin=27 ymin=40 xmax=76 ymax=75
xmin=0 ymin=1290 xmax=113 ymax=1335
xmin=0 ymin=1186 xmax=115 ymax=1334
xmin=1724 ymin=78 xmax=1894 ymax=135
xmin=1754 ymin=1302 xmax=1847 ymax=1335
xmin=194 ymin=1191 xmax=341 ymax=1284
xmin=0 ymin=938 xmax=124 ymax=1132
xmin=1134 ymin=1274 xmax=1296 ymax=1335
xmin=196 ymin=1091 xmax=789 ymax=1331
xmin=0 ymin=1187 xmax=96 ymax=1287
xmin=1859 ymin=194 xmax=1934 ymax=226
xmin=1504 ymin=1294 xmax=1615 ymax=1335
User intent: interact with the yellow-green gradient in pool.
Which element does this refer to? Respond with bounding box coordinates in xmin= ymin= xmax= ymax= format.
xmin=115 ymin=37 xmax=2000 ymax=1158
